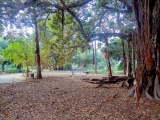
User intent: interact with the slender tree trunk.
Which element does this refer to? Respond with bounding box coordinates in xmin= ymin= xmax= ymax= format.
xmin=105 ymin=37 xmax=112 ymax=77
xmin=2 ymin=63 xmax=4 ymax=71
xmin=132 ymin=34 xmax=136 ymax=77
xmin=126 ymin=37 xmax=132 ymax=77
xmin=92 ymin=41 xmax=95 ymax=65
xmin=26 ymin=65 xmax=29 ymax=77
xmin=1 ymin=65 xmax=2 ymax=71
xmin=35 ymin=18 xmax=42 ymax=79
xmin=121 ymin=39 xmax=127 ymax=75
xmin=94 ymin=40 xmax=97 ymax=74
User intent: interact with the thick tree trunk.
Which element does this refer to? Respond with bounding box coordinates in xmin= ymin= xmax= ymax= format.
xmin=132 ymin=0 xmax=160 ymax=103
xmin=126 ymin=37 xmax=132 ymax=77
xmin=121 ymin=39 xmax=127 ymax=75
xmin=35 ymin=18 xmax=42 ymax=79
xmin=105 ymin=37 xmax=112 ymax=77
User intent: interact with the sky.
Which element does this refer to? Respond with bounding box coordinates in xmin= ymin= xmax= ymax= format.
xmin=2 ymin=24 xmax=33 ymax=37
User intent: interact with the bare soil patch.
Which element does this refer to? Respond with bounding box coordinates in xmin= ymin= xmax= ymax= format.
xmin=0 ymin=74 xmax=160 ymax=120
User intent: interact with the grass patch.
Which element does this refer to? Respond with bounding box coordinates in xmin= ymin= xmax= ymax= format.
xmin=113 ymin=70 xmax=123 ymax=74
xmin=5 ymin=68 xmax=20 ymax=73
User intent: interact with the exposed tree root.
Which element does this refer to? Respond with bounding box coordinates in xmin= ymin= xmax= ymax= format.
xmin=145 ymin=77 xmax=154 ymax=100
xmin=81 ymin=76 xmax=135 ymax=88
xmin=128 ymin=85 xmax=136 ymax=97
xmin=121 ymin=77 xmax=135 ymax=88
xmin=154 ymin=75 xmax=160 ymax=101
xmin=128 ymin=75 xmax=160 ymax=102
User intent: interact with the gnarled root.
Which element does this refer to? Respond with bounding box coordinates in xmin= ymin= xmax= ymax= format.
xmin=121 ymin=77 xmax=135 ymax=88
xmin=154 ymin=75 xmax=160 ymax=101
xmin=145 ymin=76 xmax=153 ymax=100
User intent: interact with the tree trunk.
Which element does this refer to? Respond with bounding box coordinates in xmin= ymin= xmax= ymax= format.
xmin=132 ymin=0 xmax=160 ymax=103
xmin=26 ymin=65 xmax=29 ymax=77
xmin=121 ymin=39 xmax=127 ymax=75
xmin=2 ymin=63 xmax=4 ymax=71
xmin=94 ymin=40 xmax=98 ymax=74
xmin=105 ymin=37 xmax=112 ymax=77
xmin=35 ymin=18 xmax=42 ymax=79
xmin=92 ymin=41 xmax=95 ymax=65
xmin=126 ymin=37 xmax=132 ymax=77
xmin=132 ymin=34 xmax=136 ymax=77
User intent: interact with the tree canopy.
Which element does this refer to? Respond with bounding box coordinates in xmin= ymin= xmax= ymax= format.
xmin=2 ymin=40 xmax=34 ymax=68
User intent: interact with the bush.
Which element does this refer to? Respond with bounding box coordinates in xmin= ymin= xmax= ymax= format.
xmin=98 ymin=69 xmax=107 ymax=74
xmin=5 ymin=68 xmax=20 ymax=73
xmin=117 ymin=63 xmax=123 ymax=71
xmin=64 ymin=63 xmax=72 ymax=70
xmin=0 ymin=69 xmax=3 ymax=73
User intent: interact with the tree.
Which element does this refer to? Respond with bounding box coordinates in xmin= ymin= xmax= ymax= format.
xmin=130 ymin=0 xmax=160 ymax=104
xmin=0 ymin=55 xmax=4 ymax=70
xmin=1 ymin=0 xmax=159 ymax=103
xmin=101 ymin=37 xmax=112 ymax=77
xmin=121 ymin=38 xmax=127 ymax=75
xmin=2 ymin=41 xmax=34 ymax=77
xmin=38 ymin=11 xmax=89 ymax=70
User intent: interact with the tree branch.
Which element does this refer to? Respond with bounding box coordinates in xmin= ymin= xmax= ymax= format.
xmin=105 ymin=6 xmax=132 ymax=13
xmin=69 ymin=0 xmax=93 ymax=8
xmin=67 ymin=9 xmax=87 ymax=39
xmin=88 ymin=32 xmax=129 ymax=41
xmin=118 ymin=0 xmax=132 ymax=10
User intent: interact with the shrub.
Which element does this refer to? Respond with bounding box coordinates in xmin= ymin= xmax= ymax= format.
xmin=117 ymin=63 xmax=123 ymax=71
xmin=5 ymin=68 xmax=20 ymax=73
xmin=64 ymin=63 xmax=72 ymax=70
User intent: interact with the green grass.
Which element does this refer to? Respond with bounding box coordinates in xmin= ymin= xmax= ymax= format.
xmin=88 ymin=69 xmax=123 ymax=75
xmin=113 ymin=70 xmax=123 ymax=74
xmin=5 ymin=68 xmax=20 ymax=73
xmin=87 ymin=69 xmax=107 ymax=74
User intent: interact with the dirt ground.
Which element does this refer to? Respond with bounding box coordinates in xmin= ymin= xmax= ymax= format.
xmin=0 ymin=73 xmax=160 ymax=120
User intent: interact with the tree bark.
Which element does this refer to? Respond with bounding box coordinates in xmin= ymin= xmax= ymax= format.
xmin=92 ymin=41 xmax=95 ymax=65
xmin=94 ymin=40 xmax=98 ymax=74
xmin=26 ymin=65 xmax=29 ymax=77
xmin=121 ymin=39 xmax=127 ymax=75
xmin=126 ymin=37 xmax=132 ymax=77
xmin=132 ymin=0 xmax=160 ymax=103
xmin=35 ymin=18 xmax=42 ymax=79
xmin=105 ymin=37 xmax=112 ymax=77
xmin=132 ymin=34 xmax=136 ymax=77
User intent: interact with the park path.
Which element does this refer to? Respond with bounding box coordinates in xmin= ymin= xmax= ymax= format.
xmin=0 ymin=70 xmax=79 ymax=83
xmin=0 ymin=73 xmax=26 ymax=83
xmin=0 ymin=70 xmax=107 ymax=83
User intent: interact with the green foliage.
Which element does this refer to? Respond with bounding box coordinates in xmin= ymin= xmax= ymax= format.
xmin=64 ymin=62 xmax=72 ymax=69
xmin=0 ymin=37 xmax=8 ymax=50
xmin=109 ymin=37 xmax=122 ymax=60
xmin=101 ymin=47 xmax=107 ymax=53
xmin=5 ymin=68 xmax=20 ymax=73
xmin=0 ymin=55 xmax=4 ymax=65
xmin=2 ymin=40 xmax=34 ymax=67
xmin=39 ymin=12 xmax=88 ymax=69
xmin=117 ymin=63 xmax=123 ymax=71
